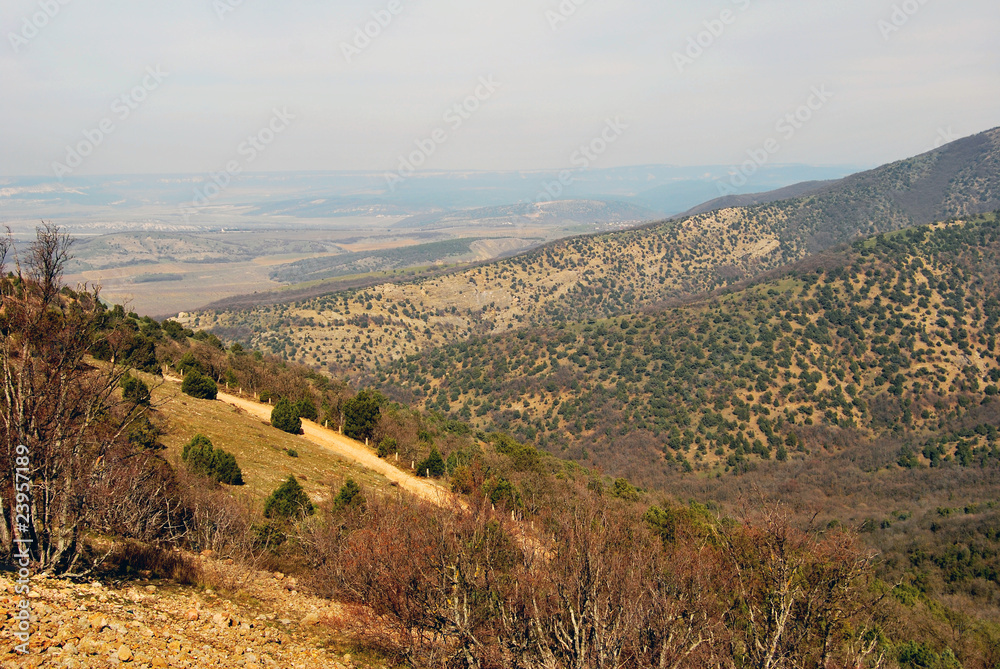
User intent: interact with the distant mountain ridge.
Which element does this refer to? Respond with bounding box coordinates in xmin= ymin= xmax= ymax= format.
xmin=196 ymin=127 xmax=1000 ymax=378
xmin=394 ymin=200 xmax=659 ymax=230
xmin=682 ymin=180 xmax=835 ymax=216
xmin=684 ymin=127 xmax=1000 ymax=251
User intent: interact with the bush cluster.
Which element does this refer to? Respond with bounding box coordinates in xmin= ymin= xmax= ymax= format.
xmin=263 ymin=475 xmax=314 ymax=519
xmin=181 ymin=370 xmax=217 ymax=400
xmin=121 ymin=373 xmax=151 ymax=406
xmin=417 ymin=446 xmax=445 ymax=478
xmin=343 ymin=389 xmax=384 ymax=441
xmin=270 ymin=398 xmax=302 ymax=434
xmin=181 ymin=434 xmax=243 ymax=485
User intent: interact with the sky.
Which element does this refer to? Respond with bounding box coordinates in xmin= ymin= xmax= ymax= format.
xmin=1 ymin=0 xmax=998 ymax=178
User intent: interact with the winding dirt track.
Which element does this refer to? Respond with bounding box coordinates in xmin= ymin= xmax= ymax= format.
xmin=166 ymin=376 xmax=461 ymax=508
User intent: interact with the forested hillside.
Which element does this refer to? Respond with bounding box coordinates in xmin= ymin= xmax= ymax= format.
xmin=195 ymin=203 xmax=801 ymax=370
xmin=194 ymin=128 xmax=1000 ymax=375
xmin=378 ymin=213 xmax=1000 ymax=485
xmin=8 ymin=224 xmax=1000 ymax=667
xmin=686 ymin=126 xmax=1000 ymax=231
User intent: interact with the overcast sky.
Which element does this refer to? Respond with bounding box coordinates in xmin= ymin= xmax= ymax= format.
xmin=1 ymin=0 xmax=998 ymax=177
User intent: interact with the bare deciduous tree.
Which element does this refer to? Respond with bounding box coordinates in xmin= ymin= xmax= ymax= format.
xmin=25 ymin=221 xmax=72 ymax=306
xmin=719 ymin=504 xmax=885 ymax=669
xmin=0 ymin=227 xmax=11 ymax=276
xmin=0 ymin=224 xmax=152 ymax=572
xmin=299 ymin=472 xmax=886 ymax=668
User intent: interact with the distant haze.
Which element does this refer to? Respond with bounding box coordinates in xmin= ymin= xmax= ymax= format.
xmin=1 ymin=0 xmax=997 ymax=178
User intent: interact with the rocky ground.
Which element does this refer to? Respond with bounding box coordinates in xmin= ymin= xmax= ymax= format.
xmin=0 ymin=554 xmax=387 ymax=668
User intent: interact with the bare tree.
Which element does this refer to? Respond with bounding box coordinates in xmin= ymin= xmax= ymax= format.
xmin=0 ymin=223 xmax=150 ymax=573
xmin=0 ymin=227 xmax=11 ymax=276
xmin=300 ymin=479 xmax=885 ymax=669
xmin=533 ymin=500 xmax=652 ymax=669
xmin=641 ymin=541 xmax=733 ymax=669
xmin=719 ymin=505 xmax=886 ymax=669
xmin=25 ymin=221 xmax=72 ymax=306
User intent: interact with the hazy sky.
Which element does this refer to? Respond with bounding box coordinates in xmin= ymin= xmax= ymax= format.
xmin=1 ymin=0 xmax=998 ymax=177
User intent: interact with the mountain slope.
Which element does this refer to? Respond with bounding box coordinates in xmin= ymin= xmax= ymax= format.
xmin=689 ymin=127 xmax=1000 ymax=246
xmin=193 ymin=128 xmax=1000 ymax=375
xmin=681 ymin=179 xmax=835 ymax=216
xmin=150 ymin=373 xmax=391 ymax=505
xmin=377 ymin=213 xmax=1000 ymax=488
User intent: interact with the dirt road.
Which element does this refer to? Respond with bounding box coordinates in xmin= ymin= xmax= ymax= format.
xmin=166 ymin=376 xmax=461 ymax=508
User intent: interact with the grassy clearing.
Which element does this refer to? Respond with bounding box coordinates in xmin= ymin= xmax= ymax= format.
xmin=148 ymin=376 xmax=390 ymax=506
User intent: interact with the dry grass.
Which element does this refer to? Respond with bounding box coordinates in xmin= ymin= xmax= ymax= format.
xmin=193 ymin=206 xmax=799 ymax=372
xmin=149 ymin=376 xmax=391 ymax=506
